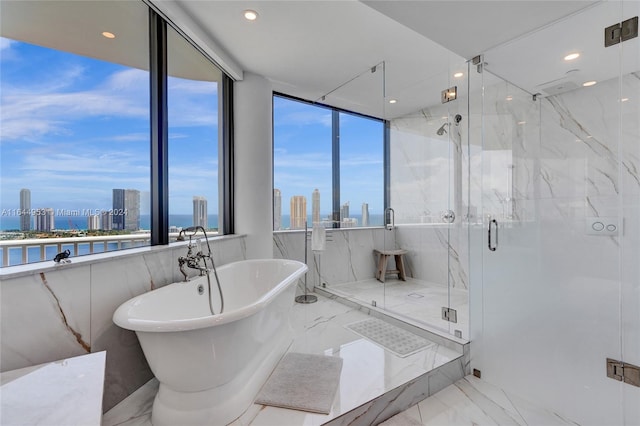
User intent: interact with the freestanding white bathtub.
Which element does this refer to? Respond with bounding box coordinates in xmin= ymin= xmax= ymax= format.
xmin=113 ymin=259 xmax=308 ymax=426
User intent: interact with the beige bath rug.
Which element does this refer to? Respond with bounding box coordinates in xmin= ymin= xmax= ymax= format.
xmin=255 ymin=352 xmax=343 ymax=414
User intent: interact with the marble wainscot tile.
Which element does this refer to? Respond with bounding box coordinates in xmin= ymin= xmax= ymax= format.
xmin=140 ymin=249 xmax=175 ymax=290
xmin=214 ymin=234 xmax=248 ymax=265
xmin=0 ymin=265 xmax=91 ymax=372
xmin=90 ymin=255 xmax=155 ymax=412
xmin=0 ymin=351 xmax=106 ymax=426
xmin=273 ymin=231 xmax=309 ymax=294
xmin=102 ymin=378 xmax=158 ymax=426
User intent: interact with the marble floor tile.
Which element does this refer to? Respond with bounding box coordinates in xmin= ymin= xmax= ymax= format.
xmin=381 ymin=375 xmax=580 ymax=426
xmin=103 ymin=293 xmax=463 ymax=426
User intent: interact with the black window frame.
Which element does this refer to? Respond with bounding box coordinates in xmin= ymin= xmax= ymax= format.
xmin=148 ymin=8 xmax=233 ymax=244
xmin=272 ymin=92 xmax=389 ymax=229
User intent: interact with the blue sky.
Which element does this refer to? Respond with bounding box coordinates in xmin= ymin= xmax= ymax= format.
xmin=273 ymin=96 xmax=384 ymax=217
xmin=0 ymin=37 xmax=217 ymax=219
xmin=0 ymin=37 xmax=383 ymax=228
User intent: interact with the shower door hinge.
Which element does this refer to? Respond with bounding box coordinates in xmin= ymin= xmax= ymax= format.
xmin=604 ymin=16 xmax=638 ymax=47
xmin=442 ymin=307 xmax=458 ymax=323
xmin=606 ymin=358 xmax=640 ymax=387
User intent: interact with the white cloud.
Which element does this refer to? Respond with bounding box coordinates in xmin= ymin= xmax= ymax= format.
xmin=0 ymin=38 xmax=15 ymax=52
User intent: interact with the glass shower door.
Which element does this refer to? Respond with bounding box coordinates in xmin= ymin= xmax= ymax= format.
xmin=474 ymin=1 xmax=636 ymax=423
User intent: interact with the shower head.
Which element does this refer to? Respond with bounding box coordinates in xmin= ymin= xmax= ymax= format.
xmin=436 ymin=123 xmax=449 ymax=136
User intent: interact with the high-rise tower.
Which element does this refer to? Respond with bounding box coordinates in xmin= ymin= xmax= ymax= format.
xmin=19 ymin=189 xmax=31 ymax=231
xmin=340 ymin=201 xmax=350 ymax=222
xmin=362 ymin=202 xmax=369 ymax=227
xmin=290 ymin=195 xmax=307 ymax=229
xmin=312 ymin=188 xmax=320 ymax=224
xmin=112 ymin=189 xmax=140 ymax=231
xmin=193 ymin=196 xmax=208 ymax=229
xmin=273 ymin=189 xmax=282 ymax=230
xmin=35 ymin=208 xmax=54 ymax=232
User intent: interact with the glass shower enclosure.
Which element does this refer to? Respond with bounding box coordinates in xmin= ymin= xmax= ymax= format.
xmin=470 ymin=1 xmax=639 ymax=424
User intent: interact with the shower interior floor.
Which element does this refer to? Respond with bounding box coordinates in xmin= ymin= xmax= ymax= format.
xmin=322 ymin=277 xmax=469 ymax=341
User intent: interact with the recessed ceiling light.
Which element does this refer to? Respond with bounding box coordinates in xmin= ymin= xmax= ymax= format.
xmin=102 ymin=31 xmax=116 ymax=39
xmin=453 ymin=72 xmax=464 ymax=78
xmin=564 ymin=52 xmax=580 ymax=61
xmin=583 ymin=80 xmax=597 ymax=87
xmin=517 ymin=121 xmax=526 ymax=125
xmin=620 ymin=97 xmax=629 ymax=102
xmin=506 ymin=96 xmax=513 ymax=101
xmin=243 ymin=10 xmax=258 ymax=21
xmin=389 ymin=99 xmax=397 ymax=104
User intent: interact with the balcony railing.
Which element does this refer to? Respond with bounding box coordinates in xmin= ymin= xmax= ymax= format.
xmin=0 ymin=232 xmax=218 ymax=268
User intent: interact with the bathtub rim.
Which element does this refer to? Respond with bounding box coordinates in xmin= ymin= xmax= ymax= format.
xmin=112 ymin=258 xmax=307 ymax=333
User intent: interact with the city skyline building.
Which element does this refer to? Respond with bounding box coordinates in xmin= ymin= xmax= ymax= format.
xmin=101 ymin=211 xmax=113 ymax=231
xmin=290 ymin=195 xmax=307 ymax=229
xmin=87 ymin=214 xmax=100 ymax=230
xmin=362 ymin=202 xmax=369 ymax=227
xmin=35 ymin=208 xmax=54 ymax=232
xmin=340 ymin=201 xmax=349 ymax=222
xmin=312 ymin=188 xmax=320 ymax=224
xmin=112 ymin=189 xmax=140 ymax=231
xmin=19 ymin=189 xmax=31 ymax=231
xmin=273 ymin=189 xmax=282 ymax=230
xmin=193 ymin=196 xmax=208 ymax=229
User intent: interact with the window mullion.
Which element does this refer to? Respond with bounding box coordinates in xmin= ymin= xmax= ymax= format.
xmin=332 ymin=110 xmax=340 ymax=228
xmin=149 ymin=10 xmax=169 ymax=245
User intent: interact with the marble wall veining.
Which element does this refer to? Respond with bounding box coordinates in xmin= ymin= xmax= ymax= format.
xmin=273 ymin=228 xmax=393 ymax=293
xmin=388 ymin=93 xmax=471 ymax=291
xmin=470 ymin=67 xmax=640 ymax=426
xmin=0 ymin=235 xmax=247 ymax=412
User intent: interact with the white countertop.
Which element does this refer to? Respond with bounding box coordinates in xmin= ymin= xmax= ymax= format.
xmin=0 ymin=351 xmax=106 ymax=426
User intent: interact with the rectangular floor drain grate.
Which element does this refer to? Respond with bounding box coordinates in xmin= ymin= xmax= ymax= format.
xmin=345 ymin=318 xmax=434 ymax=357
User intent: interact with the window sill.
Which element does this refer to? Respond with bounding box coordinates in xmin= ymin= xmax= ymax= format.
xmin=0 ymin=234 xmax=246 ymax=281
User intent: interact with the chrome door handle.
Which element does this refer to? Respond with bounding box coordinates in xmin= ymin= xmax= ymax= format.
xmin=488 ymin=219 xmax=498 ymax=251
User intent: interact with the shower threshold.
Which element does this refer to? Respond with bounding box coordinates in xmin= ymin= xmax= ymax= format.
xmin=315 ymin=277 xmax=469 ymax=346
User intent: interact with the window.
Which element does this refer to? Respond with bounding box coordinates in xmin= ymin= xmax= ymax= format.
xmin=0 ymin=2 xmax=229 ymax=267
xmin=339 ymin=112 xmax=384 ymax=227
xmin=167 ymin=26 xmax=222 ymax=233
xmin=273 ymin=94 xmax=385 ymax=229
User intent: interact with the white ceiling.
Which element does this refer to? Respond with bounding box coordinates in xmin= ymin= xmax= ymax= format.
xmin=3 ymin=0 xmax=635 ymax=119
xmin=171 ymin=0 xmax=610 ymax=117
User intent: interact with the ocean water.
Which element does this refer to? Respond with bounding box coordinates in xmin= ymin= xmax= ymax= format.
xmin=1 ymin=213 xmax=384 ymax=266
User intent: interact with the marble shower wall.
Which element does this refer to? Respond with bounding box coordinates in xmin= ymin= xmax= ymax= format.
xmin=0 ymin=235 xmax=247 ymax=412
xmin=273 ymin=228 xmax=393 ymax=292
xmin=471 ymin=69 xmax=640 ymax=426
xmin=388 ymin=100 xmax=471 ymax=290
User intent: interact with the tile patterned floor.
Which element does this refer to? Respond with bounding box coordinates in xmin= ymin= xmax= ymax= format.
xmin=381 ymin=375 xmax=580 ymax=426
xmin=103 ymin=293 xmax=462 ymax=426
xmin=103 ymin=292 xmax=576 ymax=426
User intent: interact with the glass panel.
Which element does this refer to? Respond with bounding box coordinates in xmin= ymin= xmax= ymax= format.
xmin=339 ymin=111 xmax=384 ymax=228
xmin=273 ymin=95 xmax=332 ymax=230
xmin=478 ymin=2 xmax=629 ymax=423
xmin=167 ymin=26 xmax=222 ymax=235
xmin=387 ymin=60 xmax=470 ymax=339
xmin=621 ymin=1 xmax=640 ymax=423
xmin=0 ymin=1 xmax=150 ymax=266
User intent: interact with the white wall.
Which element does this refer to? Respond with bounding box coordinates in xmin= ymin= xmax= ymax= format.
xmin=234 ymin=72 xmax=274 ymax=259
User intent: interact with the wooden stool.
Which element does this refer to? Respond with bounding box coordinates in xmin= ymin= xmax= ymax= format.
xmin=374 ymin=249 xmax=408 ymax=282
